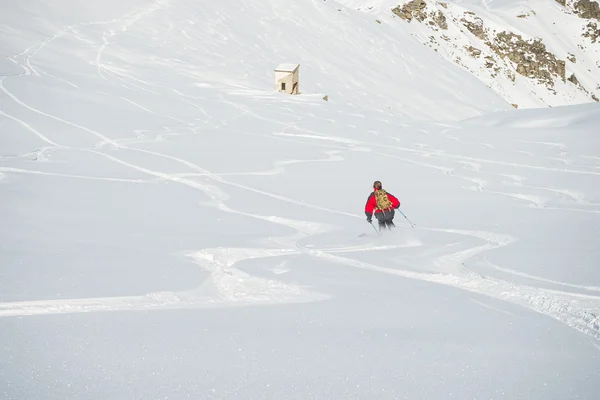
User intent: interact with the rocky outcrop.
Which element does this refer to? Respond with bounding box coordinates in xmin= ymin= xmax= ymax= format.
xmin=392 ymin=0 xmax=447 ymax=29
xmin=392 ymin=0 xmax=428 ymax=22
xmin=460 ymin=15 xmax=486 ymax=40
xmin=486 ymin=32 xmax=566 ymax=85
xmin=574 ymin=0 xmax=600 ymax=19
xmin=466 ymin=45 xmax=482 ymax=57
xmin=432 ymin=11 xmax=448 ymax=29
xmin=556 ymin=0 xmax=600 ymax=19
xmin=389 ymin=0 xmax=599 ymax=105
xmin=583 ymin=21 xmax=600 ymax=42
xmin=568 ymin=73 xmax=581 ymax=85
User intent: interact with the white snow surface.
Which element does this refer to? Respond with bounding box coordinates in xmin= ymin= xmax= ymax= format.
xmin=1 ymin=0 xmax=600 ymax=399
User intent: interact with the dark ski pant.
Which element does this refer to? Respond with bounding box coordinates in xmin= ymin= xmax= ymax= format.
xmin=375 ymin=209 xmax=395 ymax=229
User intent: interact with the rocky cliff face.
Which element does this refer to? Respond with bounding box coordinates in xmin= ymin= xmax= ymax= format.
xmin=385 ymin=0 xmax=600 ymax=108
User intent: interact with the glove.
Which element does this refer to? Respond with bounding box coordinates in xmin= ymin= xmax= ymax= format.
xmin=366 ymin=216 xmax=372 ymax=223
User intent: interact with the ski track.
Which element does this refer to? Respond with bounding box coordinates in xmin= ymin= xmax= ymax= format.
xmin=0 ymin=167 xmax=150 ymax=183
xmin=1 ymin=3 xmax=599 ymax=342
xmin=470 ymin=298 xmax=521 ymax=318
xmin=481 ymin=257 xmax=600 ymax=293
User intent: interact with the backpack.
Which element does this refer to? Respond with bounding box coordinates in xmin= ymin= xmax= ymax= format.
xmin=374 ymin=189 xmax=393 ymax=211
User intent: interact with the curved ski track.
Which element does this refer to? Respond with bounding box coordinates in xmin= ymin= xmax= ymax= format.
xmin=0 ymin=0 xmax=598 ymax=344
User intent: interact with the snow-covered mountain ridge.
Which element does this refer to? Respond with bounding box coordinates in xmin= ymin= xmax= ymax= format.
xmin=341 ymin=0 xmax=600 ymax=109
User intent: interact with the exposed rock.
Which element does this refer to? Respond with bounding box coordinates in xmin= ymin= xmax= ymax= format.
xmin=512 ymin=103 xmax=519 ymax=108
xmin=574 ymin=0 xmax=600 ymax=19
xmin=433 ymin=10 xmax=448 ymax=29
xmin=466 ymin=45 xmax=482 ymax=57
xmin=460 ymin=16 xmax=486 ymax=40
xmin=392 ymin=0 xmax=428 ymax=22
xmin=392 ymin=1 xmax=447 ymax=29
xmin=583 ymin=21 xmax=600 ymax=42
xmin=517 ymin=10 xmax=537 ymax=18
xmin=487 ymin=31 xmax=566 ymax=86
xmin=566 ymin=74 xmax=599 ymax=102
xmin=558 ymin=0 xmax=600 ymax=19
xmin=389 ymin=0 xmax=598 ymax=105
xmin=568 ymin=73 xmax=581 ymax=85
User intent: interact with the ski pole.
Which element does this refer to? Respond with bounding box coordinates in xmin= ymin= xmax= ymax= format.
xmin=370 ymin=221 xmax=380 ymax=234
xmin=398 ymin=209 xmax=415 ymax=227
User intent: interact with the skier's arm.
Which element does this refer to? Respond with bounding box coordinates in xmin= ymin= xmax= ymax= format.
xmin=387 ymin=193 xmax=401 ymax=209
xmin=365 ymin=194 xmax=376 ymax=217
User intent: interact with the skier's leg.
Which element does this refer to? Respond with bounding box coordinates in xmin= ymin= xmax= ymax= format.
xmin=381 ymin=211 xmax=392 ymax=230
xmin=375 ymin=212 xmax=385 ymax=230
xmin=385 ymin=209 xmax=395 ymax=229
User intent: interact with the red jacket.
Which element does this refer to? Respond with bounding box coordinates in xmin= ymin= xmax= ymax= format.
xmin=365 ymin=189 xmax=400 ymax=215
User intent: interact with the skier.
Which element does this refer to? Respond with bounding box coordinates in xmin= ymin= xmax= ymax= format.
xmin=365 ymin=180 xmax=400 ymax=230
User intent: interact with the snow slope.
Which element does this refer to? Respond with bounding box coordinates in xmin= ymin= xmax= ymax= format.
xmin=0 ymin=0 xmax=512 ymax=123
xmin=1 ymin=0 xmax=600 ymax=399
xmin=342 ymin=0 xmax=600 ymax=108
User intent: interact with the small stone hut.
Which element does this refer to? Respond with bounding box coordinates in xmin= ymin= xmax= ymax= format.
xmin=274 ymin=64 xmax=300 ymax=94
